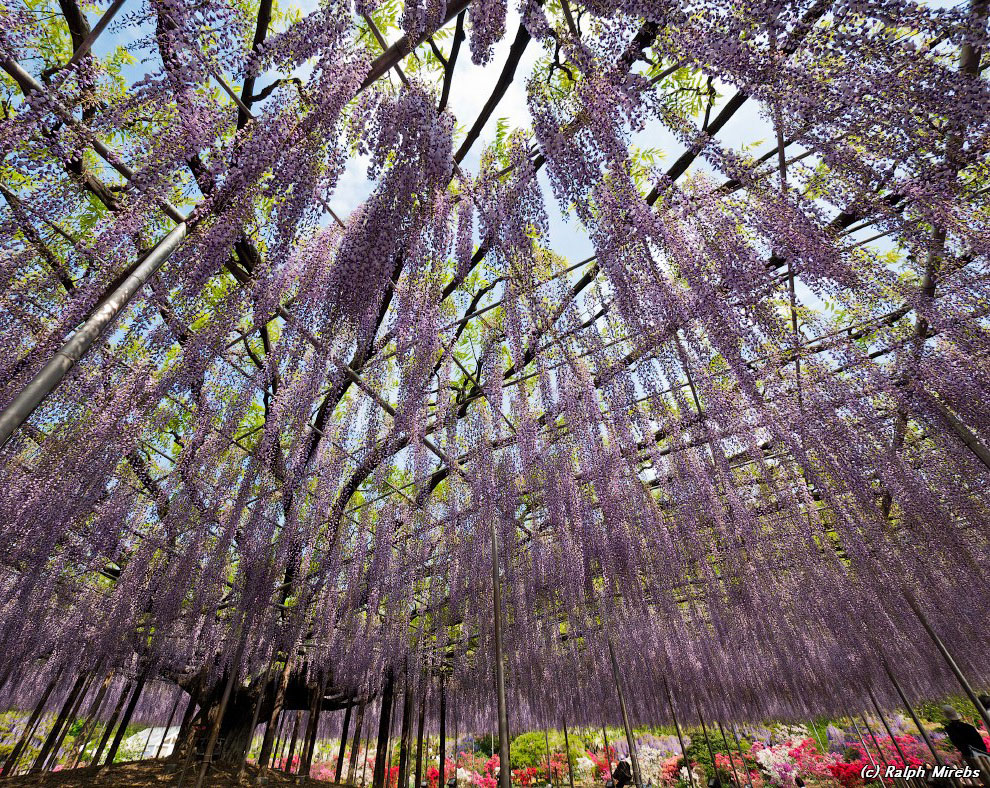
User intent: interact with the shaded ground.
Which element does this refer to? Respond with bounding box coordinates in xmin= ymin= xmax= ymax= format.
xmin=0 ymin=759 xmax=336 ymax=786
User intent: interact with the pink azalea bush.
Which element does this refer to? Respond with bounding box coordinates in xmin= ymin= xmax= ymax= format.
xmin=294 ymin=720 xmax=987 ymax=787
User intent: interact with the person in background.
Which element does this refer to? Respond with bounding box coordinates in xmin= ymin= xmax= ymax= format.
xmin=612 ymin=759 xmax=633 ymax=788
xmin=942 ymin=705 xmax=989 ymax=758
xmin=978 ymin=695 xmax=990 ymax=715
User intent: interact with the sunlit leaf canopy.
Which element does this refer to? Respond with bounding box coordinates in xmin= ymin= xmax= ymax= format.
xmin=1 ymin=0 xmax=989 ymax=733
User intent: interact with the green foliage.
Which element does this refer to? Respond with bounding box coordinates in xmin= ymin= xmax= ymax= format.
xmin=918 ymin=693 xmax=980 ymax=724
xmin=628 ymin=146 xmax=667 ymax=189
xmin=510 ymin=730 xmax=584 ymax=769
xmin=475 ymin=733 xmax=497 ymax=757
xmin=806 ymin=719 xmax=829 ymax=752
xmin=683 ymin=729 xmax=738 ymax=781
xmin=66 ymin=718 xmax=86 ymax=738
xmin=684 ymin=736 xmax=713 ymax=777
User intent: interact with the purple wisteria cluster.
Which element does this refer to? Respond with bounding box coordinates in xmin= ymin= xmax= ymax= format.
xmin=0 ymin=0 xmax=988 ymax=754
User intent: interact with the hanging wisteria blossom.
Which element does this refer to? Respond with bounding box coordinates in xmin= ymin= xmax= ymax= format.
xmin=0 ymin=0 xmax=988 ymax=783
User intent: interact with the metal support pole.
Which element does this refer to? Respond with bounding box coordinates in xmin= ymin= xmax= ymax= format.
xmin=860 ymin=713 xmax=895 ymax=785
xmin=374 ymin=674 xmax=396 ymax=788
xmin=663 ymin=680 xmax=694 ymax=788
xmin=439 ymin=677 xmax=447 ymax=787
xmin=349 ymin=703 xmax=366 ymax=785
xmin=2 ymin=670 xmax=62 ymax=776
xmin=808 ymin=719 xmax=827 ymax=755
xmin=697 ymin=708 xmax=719 ymax=787
xmin=272 ymin=713 xmax=287 ymax=768
xmin=414 ymin=691 xmax=426 ymax=788
xmin=303 ymin=673 xmax=328 ymax=777
xmin=398 ymin=672 xmax=414 ymax=788
xmin=0 ymin=222 xmax=187 ymax=449
xmin=883 ymin=661 xmax=945 ymax=766
xmin=361 ymin=725 xmax=371 ymax=786
xmin=905 ymin=592 xmax=990 ymax=735
xmin=31 ymin=672 xmax=88 ymax=772
xmin=453 ymin=692 xmax=459 ymax=788
xmin=607 ymin=640 xmax=642 ymax=788
xmin=385 ymin=693 xmax=397 ymax=784
xmin=105 ymin=671 xmax=148 ymax=767
xmin=45 ymin=674 xmax=92 ymax=770
xmin=730 ymin=725 xmax=753 ymax=788
xmin=491 ymin=521 xmax=511 ymax=788
xmin=337 ymin=705 xmax=354 ymax=782
xmin=157 ymin=688 xmax=184 ymax=760
xmin=91 ymin=680 xmax=132 ymax=766
xmin=716 ymin=719 xmax=741 ymax=788
xmin=601 ymin=721 xmax=613 ymax=780
xmin=239 ymin=671 xmax=270 ymax=778
xmin=869 ymin=690 xmax=911 ymax=767
xmin=71 ymin=672 xmax=114 ymax=768
xmin=194 ymin=628 xmax=248 ymax=788
xmin=562 ymin=717 xmax=575 ymax=788
xmin=283 ymin=710 xmax=302 ymax=774
xmin=192 ymin=667 xmax=238 ymax=783
xmin=847 ymin=711 xmax=878 ymax=770
xmin=544 ymin=728 xmax=553 ymax=786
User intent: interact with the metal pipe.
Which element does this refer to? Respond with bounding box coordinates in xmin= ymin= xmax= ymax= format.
xmin=63 ymin=0 xmax=129 ymax=71
xmin=492 ymin=522 xmax=512 ymax=788
xmin=716 ymin=719 xmax=741 ymax=788
xmin=697 ymin=708 xmax=719 ymax=787
xmin=869 ymin=689 xmax=911 ymax=767
xmin=337 ymin=704 xmax=354 ymax=782
xmin=157 ymin=688 xmax=184 ymax=760
xmin=0 ymin=222 xmax=187 ymax=448
xmin=730 ymin=724 xmax=753 ymax=788
xmin=905 ymin=592 xmax=990 ymax=734
xmin=663 ymin=679 xmax=694 ymax=788
xmin=562 ymin=717 xmax=575 ymax=788
xmin=883 ymin=661 xmax=944 ymax=766
xmin=608 ymin=640 xmax=642 ymax=788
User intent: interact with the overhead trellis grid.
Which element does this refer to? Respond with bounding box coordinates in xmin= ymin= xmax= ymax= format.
xmin=0 ymin=0 xmax=988 ymax=780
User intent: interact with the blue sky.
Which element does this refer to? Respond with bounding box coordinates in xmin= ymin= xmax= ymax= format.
xmin=70 ymin=0 xmax=930 ymax=333
xmin=81 ymin=0 xmax=780 ymax=267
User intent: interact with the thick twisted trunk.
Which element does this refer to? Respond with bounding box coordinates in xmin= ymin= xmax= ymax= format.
xmin=170 ymin=666 xmax=363 ymax=767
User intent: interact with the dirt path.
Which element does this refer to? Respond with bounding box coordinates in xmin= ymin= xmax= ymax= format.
xmin=0 ymin=759 xmax=338 ymax=786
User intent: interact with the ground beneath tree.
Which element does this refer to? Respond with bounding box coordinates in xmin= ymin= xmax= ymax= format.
xmin=0 ymin=759 xmax=336 ymax=786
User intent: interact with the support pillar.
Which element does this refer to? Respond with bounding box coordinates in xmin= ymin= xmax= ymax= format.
xmin=2 ymin=670 xmax=62 ymax=776
xmin=348 ymin=703 xmax=366 ymax=784
xmin=91 ymin=679 xmax=132 ymax=766
xmin=105 ymin=671 xmax=148 ymax=767
xmin=438 ymin=676 xmax=447 ymax=787
xmin=716 ymin=720 xmax=741 ymax=788
xmin=544 ymin=728 xmax=553 ymax=787
xmin=883 ymin=661 xmax=944 ymax=766
xmin=730 ymin=725 xmax=753 ymax=788
xmin=373 ymin=673 xmax=396 ymax=788
xmin=869 ymin=690 xmax=912 ymax=767
xmin=562 ymin=717 xmax=575 ymax=788
xmin=491 ymin=521 xmax=511 ymax=788
xmin=399 ymin=672 xmax=414 ymax=788
xmin=32 ymin=672 xmax=88 ymax=772
xmin=697 ymin=707 xmax=718 ymax=787
xmin=608 ymin=640 xmax=642 ymax=788
xmin=337 ymin=704 xmax=354 ymax=782
xmin=663 ymin=680 xmax=694 ymax=788
xmin=906 ymin=592 xmax=990 ymax=734
xmin=414 ymin=689 xmax=426 ymax=788
xmin=158 ymin=688 xmax=185 ymax=760
xmin=601 ymin=721 xmax=612 ymax=779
